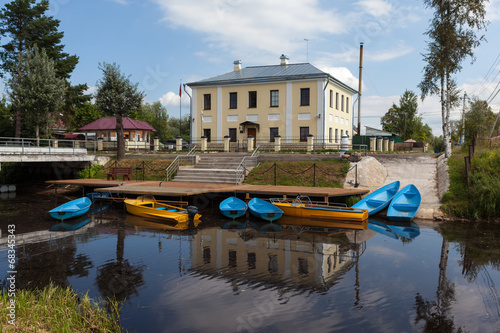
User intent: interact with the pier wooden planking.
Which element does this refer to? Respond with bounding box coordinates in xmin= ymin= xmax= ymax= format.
xmin=46 ymin=179 xmax=369 ymax=200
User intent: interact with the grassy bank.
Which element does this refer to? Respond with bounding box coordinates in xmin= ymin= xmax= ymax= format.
xmin=0 ymin=283 xmax=123 ymax=332
xmin=442 ymin=149 xmax=500 ymax=220
xmin=78 ymin=158 xmax=174 ymax=181
xmin=244 ymin=160 xmax=350 ymax=187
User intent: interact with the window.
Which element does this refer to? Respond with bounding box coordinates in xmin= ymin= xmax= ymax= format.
xmin=346 ymin=97 xmax=349 ymax=113
xmin=335 ymin=129 xmax=338 ymax=143
xmin=248 ymin=91 xmax=257 ymax=108
xmin=203 ymin=94 xmax=211 ymax=110
xmin=228 ymin=250 xmax=237 ymax=268
xmin=270 ymin=90 xmax=279 ymax=107
xmin=336 ymin=92 xmax=339 ymax=110
xmin=329 ymin=127 xmax=333 ymax=143
xmin=229 ymin=128 xmax=237 ymax=142
xmin=270 ymin=127 xmax=279 ymax=142
xmin=203 ymin=128 xmax=211 ymax=142
xmin=300 ymin=127 xmax=309 ymax=142
xmin=247 ymin=253 xmax=256 ymax=270
xmin=229 ymin=92 xmax=237 ymax=109
xmin=300 ymin=88 xmax=310 ymax=106
xmin=329 ymin=90 xmax=333 ymax=108
xmin=341 ymin=129 xmax=344 ymax=138
xmin=341 ymin=95 xmax=345 ymax=111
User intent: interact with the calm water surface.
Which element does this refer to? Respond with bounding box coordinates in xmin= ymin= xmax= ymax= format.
xmin=1 ymin=188 xmax=500 ymax=333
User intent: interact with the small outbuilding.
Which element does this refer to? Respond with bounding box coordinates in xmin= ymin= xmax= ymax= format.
xmin=79 ymin=117 xmax=156 ymax=142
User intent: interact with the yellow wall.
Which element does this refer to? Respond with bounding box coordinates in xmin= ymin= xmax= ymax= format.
xmin=192 ymin=78 xmax=354 ymax=143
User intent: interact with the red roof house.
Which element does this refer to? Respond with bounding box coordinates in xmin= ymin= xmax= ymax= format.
xmin=79 ymin=117 xmax=156 ymax=142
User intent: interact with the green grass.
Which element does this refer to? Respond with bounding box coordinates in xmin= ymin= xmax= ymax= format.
xmin=78 ymin=158 xmax=174 ymax=181
xmin=244 ymin=160 xmax=349 ymax=187
xmin=0 ymin=283 xmax=124 ymax=332
xmin=442 ymin=149 xmax=500 ymax=220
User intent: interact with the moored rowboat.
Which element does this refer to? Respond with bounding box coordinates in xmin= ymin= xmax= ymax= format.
xmin=219 ymin=196 xmax=248 ymax=218
xmin=271 ymin=195 xmax=368 ymax=222
xmin=351 ymin=181 xmax=400 ymax=216
xmin=248 ymin=198 xmax=283 ymax=222
xmin=386 ymin=184 xmax=421 ymax=221
xmin=49 ymin=197 xmax=92 ymax=221
xmin=124 ymin=195 xmax=201 ymax=223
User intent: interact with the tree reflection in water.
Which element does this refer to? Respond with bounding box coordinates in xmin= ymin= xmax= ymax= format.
xmin=96 ymin=227 xmax=145 ymax=303
xmin=414 ymin=237 xmax=467 ymax=332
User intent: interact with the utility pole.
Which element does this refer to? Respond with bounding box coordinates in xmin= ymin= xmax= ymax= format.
xmin=357 ymin=43 xmax=364 ymax=136
xmin=461 ymin=92 xmax=466 ymax=145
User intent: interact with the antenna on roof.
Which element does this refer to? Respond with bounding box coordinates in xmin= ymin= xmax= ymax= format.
xmin=304 ymin=38 xmax=309 ymax=63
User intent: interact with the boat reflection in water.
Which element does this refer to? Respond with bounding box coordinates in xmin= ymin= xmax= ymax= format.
xmin=125 ymin=213 xmax=202 ymax=231
xmin=190 ymin=215 xmax=373 ymax=293
xmin=368 ymin=218 xmax=420 ymax=240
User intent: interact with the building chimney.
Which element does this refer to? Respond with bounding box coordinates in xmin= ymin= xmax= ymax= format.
xmin=233 ymin=60 xmax=242 ymax=71
xmin=280 ymin=54 xmax=289 ymax=65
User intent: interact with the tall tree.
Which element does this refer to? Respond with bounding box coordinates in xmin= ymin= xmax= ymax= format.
xmin=0 ymin=0 xmax=87 ymax=137
xmin=381 ymin=90 xmax=428 ymax=141
xmin=464 ymin=99 xmax=495 ymax=144
xmin=8 ymin=46 xmax=66 ymax=143
xmin=419 ymin=0 xmax=488 ymax=158
xmin=95 ymin=62 xmax=144 ymax=160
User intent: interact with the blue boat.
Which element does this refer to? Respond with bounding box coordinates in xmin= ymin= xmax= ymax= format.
xmin=86 ymin=191 xmax=110 ymax=201
xmin=248 ymin=198 xmax=283 ymax=222
xmin=49 ymin=197 xmax=92 ymax=221
xmin=352 ymin=181 xmax=400 ymax=216
xmin=386 ymin=184 xmax=421 ymax=221
xmin=219 ymin=196 xmax=248 ymax=218
xmin=50 ymin=216 xmax=91 ymax=231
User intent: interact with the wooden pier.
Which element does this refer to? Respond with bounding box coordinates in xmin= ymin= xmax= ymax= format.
xmin=46 ymin=178 xmax=369 ymax=202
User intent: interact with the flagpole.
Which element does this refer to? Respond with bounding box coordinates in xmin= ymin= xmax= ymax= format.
xmin=179 ymin=80 xmax=182 ymax=138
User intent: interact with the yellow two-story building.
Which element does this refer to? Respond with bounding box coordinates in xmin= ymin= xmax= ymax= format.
xmin=187 ymin=55 xmax=358 ymax=146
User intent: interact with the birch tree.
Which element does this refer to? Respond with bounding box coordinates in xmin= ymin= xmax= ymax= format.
xmin=419 ymin=0 xmax=487 ymax=158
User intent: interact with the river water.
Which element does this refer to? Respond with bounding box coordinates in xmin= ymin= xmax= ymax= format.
xmin=1 ymin=186 xmax=500 ymax=333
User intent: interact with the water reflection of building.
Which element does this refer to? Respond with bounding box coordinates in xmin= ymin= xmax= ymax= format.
xmin=190 ymin=222 xmax=375 ymax=293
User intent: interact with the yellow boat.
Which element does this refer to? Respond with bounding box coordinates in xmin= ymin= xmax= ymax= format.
xmin=124 ymin=195 xmax=201 ymax=223
xmin=270 ymin=196 xmax=368 ymax=222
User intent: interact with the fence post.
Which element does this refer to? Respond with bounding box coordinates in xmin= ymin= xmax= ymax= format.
xmin=464 ymin=156 xmax=470 ymax=193
xmin=355 ymin=164 xmax=359 ymax=187
xmin=274 ymin=163 xmax=277 ymax=186
xmin=313 ymin=163 xmax=316 ymax=187
xmin=89 ymin=161 xmax=91 ymax=179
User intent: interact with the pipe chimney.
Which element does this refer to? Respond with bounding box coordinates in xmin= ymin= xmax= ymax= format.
xmin=280 ymin=54 xmax=289 ymax=65
xmin=357 ymin=43 xmax=363 ymax=136
xmin=233 ymin=60 xmax=242 ymax=71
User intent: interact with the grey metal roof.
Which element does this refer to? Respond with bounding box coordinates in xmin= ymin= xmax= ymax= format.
xmin=187 ymin=63 xmax=358 ymax=94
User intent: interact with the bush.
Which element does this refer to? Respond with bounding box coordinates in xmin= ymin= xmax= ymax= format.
xmin=77 ymin=163 xmax=104 ymax=179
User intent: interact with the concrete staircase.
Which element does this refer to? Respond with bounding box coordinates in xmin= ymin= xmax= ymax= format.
xmin=171 ymin=155 xmax=258 ymax=184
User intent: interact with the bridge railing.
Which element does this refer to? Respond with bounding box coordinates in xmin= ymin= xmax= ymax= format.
xmin=0 ymin=137 xmax=97 ymax=154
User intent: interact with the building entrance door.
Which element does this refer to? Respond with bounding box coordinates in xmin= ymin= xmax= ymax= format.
xmin=247 ymin=128 xmax=256 ymax=148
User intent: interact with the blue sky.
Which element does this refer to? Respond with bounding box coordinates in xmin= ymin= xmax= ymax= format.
xmin=3 ymin=0 xmax=500 ymax=135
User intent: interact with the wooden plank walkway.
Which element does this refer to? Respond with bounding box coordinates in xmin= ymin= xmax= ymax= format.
xmin=46 ymin=179 xmax=368 ymax=199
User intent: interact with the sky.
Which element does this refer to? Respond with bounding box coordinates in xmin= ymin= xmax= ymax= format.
xmin=2 ymin=0 xmax=500 ymax=136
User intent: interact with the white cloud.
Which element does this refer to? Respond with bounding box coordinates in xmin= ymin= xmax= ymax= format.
xmin=318 ymin=65 xmax=361 ymax=91
xmin=319 ymin=40 xmax=413 ymax=64
xmin=486 ymin=0 xmax=500 ymax=22
xmin=357 ymin=0 xmax=393 ymax=18
xmin=154 ymin=0 xmax=346 ymax=57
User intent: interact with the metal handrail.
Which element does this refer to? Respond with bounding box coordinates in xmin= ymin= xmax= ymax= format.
xmin=235 ymin=155 xmax=258 ymax=184
xmin=164 ymin=153 xmax=197 ymax=183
